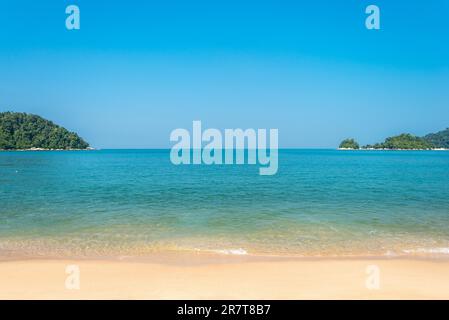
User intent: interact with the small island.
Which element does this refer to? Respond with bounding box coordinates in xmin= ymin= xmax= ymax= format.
xmin=339 ymin=128 xmax=449 ymax=150
xmin=339 ymin=138 xmax=360 ymax=150
xmin=0 ymin=112 xmax=91 ymax=151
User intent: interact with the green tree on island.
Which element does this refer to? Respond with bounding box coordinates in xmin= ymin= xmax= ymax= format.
xmin=423 ymin=128 xmax=449 ymax=149
xmin=0 ymin=112 xmax=90 ymax=150
xmin=340 ymin=128 xmax=449 ymax=150
xmin=339 ymin=138 xmax=360 ymax=149
xmin=363 ymin=133 xmax=434 ymax=150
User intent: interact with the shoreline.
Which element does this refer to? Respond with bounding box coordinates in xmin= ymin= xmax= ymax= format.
xmin=3 ymin=251 xmax=449 ymax=266
xmin=0 ymin=148 xmax=95 ymax=151
xmin=338 ymin=148 xmax=449 ymax=151
xmin=1 ymin=256 xmax=449 ymax=299
xmin=2 ymin=245 xmax=449 ymax=264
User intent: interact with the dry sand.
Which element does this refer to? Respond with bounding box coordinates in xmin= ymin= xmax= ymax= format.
xmin=0 ymin=257 xmax=448 ymax=299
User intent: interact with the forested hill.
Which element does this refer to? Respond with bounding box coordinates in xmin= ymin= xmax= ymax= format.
xmin=339 ymin=128 xmax=449 ymax=150
xmin=423 ymin=128 xmax=449 ymax=149
xmin=363 ymin=133 xmax=434 ymax=150
xmin=0 ymin=112 xmax=90 ymax=150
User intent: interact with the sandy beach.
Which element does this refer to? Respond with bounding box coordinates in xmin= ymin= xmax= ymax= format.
xmin=1 ymin=256 xmax=448 ymax=299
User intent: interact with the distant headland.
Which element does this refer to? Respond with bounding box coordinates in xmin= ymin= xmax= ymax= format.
xmin=0 ymin=112 xmax=91 ymax=151
xmin=339 ymin=128 xmax=449 ymax=150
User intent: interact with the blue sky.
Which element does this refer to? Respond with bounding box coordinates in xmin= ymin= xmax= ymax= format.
xmin=0 ymin=0 xmax=448 ymax=148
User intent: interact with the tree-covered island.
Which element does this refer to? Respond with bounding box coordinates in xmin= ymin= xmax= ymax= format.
xmin=0 ymin=112 xmax=90 ymax=150
xmin=423 ymin=128 xmax=449 ymax=149
xmin=339 ymin=128 xmax=449 ymax=150
xmin=363 ymin=133 xmax=434 ymax=150
xmin=339 ymin=138 xmax=360 ymax=149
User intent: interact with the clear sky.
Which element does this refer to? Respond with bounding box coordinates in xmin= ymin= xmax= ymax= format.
xmin=0 ymin=0 xmax=448 ymax=148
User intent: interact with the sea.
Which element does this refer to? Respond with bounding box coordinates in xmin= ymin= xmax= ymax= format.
xmin=1 ymin=149 xmax=449 ymax=259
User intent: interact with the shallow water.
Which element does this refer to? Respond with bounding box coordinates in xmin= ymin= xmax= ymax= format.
xmin=1 ymin=149 xmax=449 ymax=259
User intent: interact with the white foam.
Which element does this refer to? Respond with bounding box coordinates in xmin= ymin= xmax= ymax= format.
xmin=402 ymin=248 xmax=449 ymax=254
xmin=214 ymin=248 xmax=248 ymax=255
xmin=194 ymin=248 xmax=248 ymax=255
xmin=384 ymin=250 xmax=398 ymax=257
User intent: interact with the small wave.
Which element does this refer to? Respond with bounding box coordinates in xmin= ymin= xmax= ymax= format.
xmin=214 ymin=248 xmax=248 ymax=255
xmin=194 ymin=248 xmax=248 ymax=255
xmin=384 ymin=250 xmax=398 ymax=257
xmin=402 ymin=248 xmax=449 ymax=254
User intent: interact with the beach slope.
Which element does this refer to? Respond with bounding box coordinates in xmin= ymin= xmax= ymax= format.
xmin=0 ymin=258 xmax=448 ymax=299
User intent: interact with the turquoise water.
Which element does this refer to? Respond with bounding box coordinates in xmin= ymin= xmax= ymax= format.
xmin=1 ymin=149 xmax=449 ymax=258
